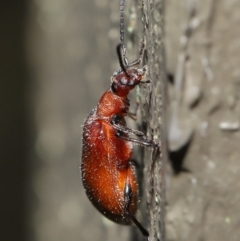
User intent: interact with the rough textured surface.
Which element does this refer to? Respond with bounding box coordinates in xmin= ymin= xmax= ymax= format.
xmin=138 ymin=0 xmax=166 ymax=240
xmin=165 ymin=1 xmax=240 ymax=241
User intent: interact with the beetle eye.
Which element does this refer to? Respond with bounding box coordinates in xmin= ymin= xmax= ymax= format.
xmin=128 ymin=79 xmax=134 ymax=85
xmin=120 ymin=77 xmax=128 ymax=85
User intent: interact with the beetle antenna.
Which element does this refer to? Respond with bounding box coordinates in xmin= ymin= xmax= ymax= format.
xmin=118 ymin=0 xmax=129 ymax=77
xmin=119 ymin=0 xmax=125 ymax=44
xmin=116 ymin=44 xmax=129 ymax=77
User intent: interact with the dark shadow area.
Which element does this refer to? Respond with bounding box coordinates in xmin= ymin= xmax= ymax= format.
xmin=168 ymin=140 xmax=192 ymax=175
xmin=167 ymin=73 xmax=174 ymax=85
xmin=0 ymin=1 xmax=30 ymax=241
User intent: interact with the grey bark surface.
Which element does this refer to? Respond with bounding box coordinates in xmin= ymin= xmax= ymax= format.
xmin=135 ymin=0 xmax=166 ymax=241
xmin=165 ymin=1 xmax=240 ymax=241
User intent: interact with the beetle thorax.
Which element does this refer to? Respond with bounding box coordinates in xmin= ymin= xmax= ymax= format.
xmin=96 ymin=90 xmax=129 ymax=117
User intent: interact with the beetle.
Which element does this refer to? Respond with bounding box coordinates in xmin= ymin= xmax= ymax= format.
xmin=81 ymin=0 xmax=158 ymax=240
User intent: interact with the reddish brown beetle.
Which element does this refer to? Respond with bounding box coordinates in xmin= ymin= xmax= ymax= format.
xmin=81 ymin=0 xmax=158 ymax=240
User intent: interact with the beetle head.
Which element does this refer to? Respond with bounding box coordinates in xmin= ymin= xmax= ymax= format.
xmin=111 ymin=66 xmax=149 ymax=97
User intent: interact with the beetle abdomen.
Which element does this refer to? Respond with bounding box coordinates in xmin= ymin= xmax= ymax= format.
xmin=81 ymin=113 xmax=137 ymax=224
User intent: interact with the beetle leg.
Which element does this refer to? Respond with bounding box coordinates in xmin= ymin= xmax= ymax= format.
xmin=127 ymin=111 xmax=138 ymax=120
xmin=124 ymin=182 xmax=150 ymax=240
xmin=118 ymin=39 xmax=146 ymax=73
xmin=111 ymin=115 xmax=147 ymax=138
xmin=113 ymin=124 xmax=147 ymax=139
xmin=127 ymin=39 xmax=146 ymax=67
xmin=116 ymin=131 xmax=158 ymax=148
xmin=111 ymin=115 xmax=159 ymax=148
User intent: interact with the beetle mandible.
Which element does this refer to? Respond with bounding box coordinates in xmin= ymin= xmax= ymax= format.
xmin=81 ymin=0 xmax=158 ymax=240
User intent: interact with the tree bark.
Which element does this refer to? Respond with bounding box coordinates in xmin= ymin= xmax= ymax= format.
xmin=135 ymin=0 xmax=167 ymax=241
xmin=165 ymin=1 xmax=240 ymax=241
